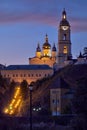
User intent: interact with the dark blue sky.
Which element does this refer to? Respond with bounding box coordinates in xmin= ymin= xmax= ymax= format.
xmin=0 ymin=0 xmax=87 ymax=65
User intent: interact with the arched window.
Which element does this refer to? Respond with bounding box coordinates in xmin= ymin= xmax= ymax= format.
xmin=63 ymin=34 xmax=66 ymax=40
xmin=63 ymin=46 xmax=67 ymax=54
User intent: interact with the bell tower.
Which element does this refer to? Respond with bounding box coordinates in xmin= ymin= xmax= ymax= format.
xmin=58 ymin=9 xmax=72 ymax=65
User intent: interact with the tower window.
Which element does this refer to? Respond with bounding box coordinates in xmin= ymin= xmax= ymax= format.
xmin=63 ymin=46 xmax=67 ymax=54
xmin=63 ymin=34 xmax=66 ymax=40
xmin=64 ymin=15 xmax=66 ymax=19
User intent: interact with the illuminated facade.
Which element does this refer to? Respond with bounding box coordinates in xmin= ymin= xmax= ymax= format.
xmin=29 ymin=34 xmax=57 ymax=68
xmin=29 ymin=9 xmax=72 ymax=68
xmin=1 ymin=9 xmax=73 ymax=84
xmin=1 ymin=65 xmax=53 ymax=84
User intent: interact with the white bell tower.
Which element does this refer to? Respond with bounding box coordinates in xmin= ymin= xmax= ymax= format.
xmin=58 ymin=9 xmax=72 ymax=65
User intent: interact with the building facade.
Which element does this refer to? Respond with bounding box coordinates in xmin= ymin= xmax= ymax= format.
xmin=50 ymin=77 xmax=71 ymax=115
xmin=1 ymin=65 xmax=53 ymax=84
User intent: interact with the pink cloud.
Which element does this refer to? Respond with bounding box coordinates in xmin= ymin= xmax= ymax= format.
xmin=0 ymin=11 xmax=57 ymax=26
xmin=0 ymin=11 xmax=87 ymax=33
xmin=70 ymin=17 xmax=87 ymax=32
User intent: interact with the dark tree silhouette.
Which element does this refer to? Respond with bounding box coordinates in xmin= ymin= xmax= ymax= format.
xmin=20 ymin=80 xmax=29 ymax=99
xmin=71 ymin=77 xmax=87 ymax=129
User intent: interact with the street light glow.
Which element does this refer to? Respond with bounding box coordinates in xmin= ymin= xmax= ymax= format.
xmin=4 ymin=86 xmax=22 ymax=115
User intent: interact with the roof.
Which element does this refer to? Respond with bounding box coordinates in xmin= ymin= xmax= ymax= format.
xmin=60 ymin=20 xmax=70 ymax=26
xmin=60 ymin=9 xmax=70 ymax=26
xmin=50 ymin=77 xmax=70 ymax=89
xmin=43 ymin=34 xmax=51 ymax=49
xmin=52 ymin=44 xmax=56 ymax=51
xmin=3 ymin=64 xmax=52 ymax=70
xmin=65 ymin=89 xmax=75 ymax=95
xmin=36 ymin=43 xmax=41 ymax=52
xmin=0 ymin=64 xmax=6 ymax=70
xmin=43 ymin=42 xmax=51 ymax=48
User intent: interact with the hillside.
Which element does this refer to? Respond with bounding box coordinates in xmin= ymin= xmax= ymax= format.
xmin=59 ymin=64 xmax=87 ymax=87
xmin=19 ymin=64 xmax=87 ymax=116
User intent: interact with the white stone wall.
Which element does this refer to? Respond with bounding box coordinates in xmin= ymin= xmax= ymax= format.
xmin=1 ymin=69 xmax=53 ymax=84
xmin=29 ymin=57 xmax=56 ymax=68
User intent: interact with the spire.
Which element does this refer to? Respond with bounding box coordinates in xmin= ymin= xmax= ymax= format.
xmin=78 ymin=52 xmax=83 ymax=58
xmin=62 ymin=8 xmax=67 ymax=20
xmin=36 ymin=43 xmax=41 ymax=52
xmin=60 ymin=8 xmax=70 ymax=26
xmin=45 ymin=34 xmax=48 ymax=43
xmin=43 ymin=34 xmax=51 ymax=49
xmin=52 ymin=43 xmax=56 ymax=51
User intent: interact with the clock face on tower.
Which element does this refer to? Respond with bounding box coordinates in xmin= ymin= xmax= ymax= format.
xmin=61 ymin=26 xmax=68 ymax=30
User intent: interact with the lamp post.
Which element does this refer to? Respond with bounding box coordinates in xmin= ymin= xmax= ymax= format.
xmin=29 ymin=84 xmax=33 ymax=130
xmin=55 ymin=91 xmax=59 ymax=116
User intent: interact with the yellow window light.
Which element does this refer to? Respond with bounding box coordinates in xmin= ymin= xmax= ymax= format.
xmin=4 ymin=108 xmax=9 ymax=114
xmin=63 ymin=46 xmax=67 ymax=54
xmin=14 ymin=89 xmax=20 ymax=98
xmin=9 ymin=106 xmax=13 ymax=110
xmin=9 ymin=110 xmax=14 ymax=115
xmin=14 ymin=99 xmax=21 ymax=108
xmin=4 ymin=86 xmax=21 ymax=115
xmin=11 ymin=99 xmax=15 ymax=105
xmin=17 ymin=87 xmax=20 ymax=90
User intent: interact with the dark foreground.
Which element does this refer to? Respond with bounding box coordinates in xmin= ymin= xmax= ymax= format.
xmin=0 ymin=115 xmax=75 ymax=130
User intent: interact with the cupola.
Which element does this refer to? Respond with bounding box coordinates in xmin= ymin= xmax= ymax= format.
xmin=36 ymin=43 xmax=41 ymax=52
xmin=52 ymin=43 xmax=56 ymax=52
xmin=43 ymin=34 xmax=51 ymax=49
xmin=42 ymin=34 xmax=51 ymax=57
xmin=36 ymin=43 xmax=41 ymax=58
xmin=52 ymin=43 xmax=57 ymax=58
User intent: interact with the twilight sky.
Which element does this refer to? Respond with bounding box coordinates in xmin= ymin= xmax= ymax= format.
xmin=0 ymin=0 xmax=87 ymax=65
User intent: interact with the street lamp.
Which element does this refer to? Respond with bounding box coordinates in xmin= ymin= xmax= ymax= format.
xmin=29 ymin=84 xmax=33 ymax=130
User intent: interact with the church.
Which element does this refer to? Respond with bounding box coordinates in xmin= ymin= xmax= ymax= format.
xmin=29 ymin=9 xmax=72 ymax=68
xmin=29 ymin=35 xmax=57 ymax=68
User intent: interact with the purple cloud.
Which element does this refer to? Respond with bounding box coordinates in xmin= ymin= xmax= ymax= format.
xmin=0 ymin=10 xmax=87 ymax=33
xmin=70 ymin=17 xmax=87 ymax=32
xmin=0 ymin=0 xmax=87 ymax=33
